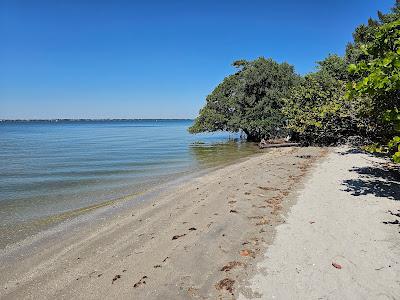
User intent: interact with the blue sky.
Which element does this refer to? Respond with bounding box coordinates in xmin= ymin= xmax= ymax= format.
xmin=0 ymin=0 xmax=395 ymax=119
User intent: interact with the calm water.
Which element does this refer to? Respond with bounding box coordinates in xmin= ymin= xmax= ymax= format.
xmin=0 ymin=120 xmax=259 ymax=248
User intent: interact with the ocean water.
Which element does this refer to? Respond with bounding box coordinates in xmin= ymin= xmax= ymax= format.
xmin=0 ymin=120 xmax=259 ymax=248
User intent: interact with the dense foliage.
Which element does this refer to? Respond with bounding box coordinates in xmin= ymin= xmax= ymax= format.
xmin=283 ymin=61 xmax=365 ymax=145
xmin=190 ymin=1 xmax=400 ymax=162
xmin=347 ymin=20 xmax=400 ymax=162
xmin=189 ymin=58 xmax=298 ymax=141
xmin=345 ymin=1 xmax=400 ymax=65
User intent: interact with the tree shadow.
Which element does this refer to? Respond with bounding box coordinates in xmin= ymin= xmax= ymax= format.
xmin=338 ymin=148 xmax=365 ymax=156
xmin=342 ymin=163 xmax=400 ymax=201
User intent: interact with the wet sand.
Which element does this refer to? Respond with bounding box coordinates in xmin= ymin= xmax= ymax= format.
xmin=0 ymin=147 xmax=327 ymax=299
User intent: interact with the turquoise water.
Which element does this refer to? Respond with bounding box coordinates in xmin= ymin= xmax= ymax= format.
xmin=0 ymin=120 xmax=259 ymax=248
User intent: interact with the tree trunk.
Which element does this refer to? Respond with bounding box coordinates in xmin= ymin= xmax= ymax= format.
xmin=242 ymin=129 xmax=259 ymax=142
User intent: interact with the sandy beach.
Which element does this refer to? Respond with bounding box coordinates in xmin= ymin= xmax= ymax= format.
xmin=240 ymin=148 xmax=400 ymax=299
xmin=1 ymin=146 xmax=399 ymax=299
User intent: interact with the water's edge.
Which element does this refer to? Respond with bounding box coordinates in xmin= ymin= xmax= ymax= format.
xmin=0 ymin=150 xmax=265 ymax=258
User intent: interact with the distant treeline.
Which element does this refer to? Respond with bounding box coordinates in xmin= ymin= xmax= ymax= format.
xmin=190 ymin=1 xmax=400 ymax=162
xmin=0 ymin=119 xmax=193 ymax=123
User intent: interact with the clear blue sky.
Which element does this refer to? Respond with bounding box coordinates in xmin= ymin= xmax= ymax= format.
xmin=0 ymin=0 xmax=395 ymax=119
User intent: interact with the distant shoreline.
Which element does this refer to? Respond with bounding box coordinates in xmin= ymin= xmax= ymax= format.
xmin=0 ymin=118 xmax=194 ymax=123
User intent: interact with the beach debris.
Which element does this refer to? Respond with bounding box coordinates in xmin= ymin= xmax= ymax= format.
xmin=112 ymin=274 xmax=121 ymax=284
xmin=162 ymin=256 xmax=169 ymax=262
xmin=248 ymin=215 xmax=264 ymax=219
xmin=153 ymin=264 xmax=162 ymax=268
xmin=187 ymin=286 xmax=200 ymax=296
xmin=188 ymin=227 xmax=197 ymax=231
xmin=228 ymin=200 xmax=236 ymax=204
xmin=172 ymin=234 xmax=186 ymax=240
xmin=98 ymin=273 xmax=103 ymax=277
xmin=244 ymin=192 xmax=251 ymax=195
xmin=296 ymin=155 xmax=312 ymax=159
xmin=219 ymin=245 xmax=229 ymax=253
xmin=309 ymin=221 xmax=315 ymax=224
xmin=256 ymin=218 xmax=269 ymax=225
xmin=220 ymin=261 xmax=245 ymax=272
xmin=332 ymin=262 xmax=342 ymax=269
xmin=215 ymin=278 xmax=235 ymax=294
xmin=239 ymin=249 xmax=255 ymax=258
xmin=229 ymin=209 xmax=238 ymax=213
xmin=133 ymin=276 xmax=148 ymax=288
xmin=258 ymin=186 xmax=279 ymax=191
xmin=375 ymin=265 xmax=392 ymax=271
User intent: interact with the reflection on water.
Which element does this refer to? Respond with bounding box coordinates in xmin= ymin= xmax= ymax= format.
xmin=190 ymin=139 xmax=261 ymax=167
xmin=0 ymin=120 xmax=260 ymax=248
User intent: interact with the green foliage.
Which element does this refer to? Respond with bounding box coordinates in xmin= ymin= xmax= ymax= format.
xmin=362 ymin=143 xmax=385 ymax=153
xmin=317 ymin=54 xmax=350 ymax=81
xmin=345 ymin=1 xmax=400 ymax=65
xmin=347 ymin=21 xmax=400 ymax=97
xmin=189 ymin=1 xmax=400 ymax=163
xmin=189 ymin=57 xmax=298 ymax=141
xmin=347 ymin=20 xmax=400 ymax=162
xmin=283 ymin=61 xmax=364 ymax=145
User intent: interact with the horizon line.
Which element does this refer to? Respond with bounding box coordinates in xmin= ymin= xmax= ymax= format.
xmin=0 ymin=118 xmax=195 ymax=122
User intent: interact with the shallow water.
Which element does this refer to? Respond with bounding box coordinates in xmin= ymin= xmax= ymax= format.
xmin=0 ymin=120 xmax=260 ymax=248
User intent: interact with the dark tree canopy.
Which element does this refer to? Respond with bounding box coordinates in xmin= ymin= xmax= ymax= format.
xmin=189 ymin=57 xmax=299 ymax=141
xmin=283 ymin=57 xmax=368 ymax=145
xmin=189 ymin=1 xmax=400 ymax=162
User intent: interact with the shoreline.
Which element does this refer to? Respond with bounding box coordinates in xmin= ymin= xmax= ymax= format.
xmin=0 ymin=144 xmax=262 ymax=251
xmin=0 ymin=147 xmax=327 ymax=299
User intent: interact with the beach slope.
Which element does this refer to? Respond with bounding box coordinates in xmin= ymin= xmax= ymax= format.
xmin=0 ymin=147 xmax=325 ymax=299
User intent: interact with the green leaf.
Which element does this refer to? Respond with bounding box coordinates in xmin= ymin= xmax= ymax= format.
xmin=393 ymin=151 xmax=400 ymax=163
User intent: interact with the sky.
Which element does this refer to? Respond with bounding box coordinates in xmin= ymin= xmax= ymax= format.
xmin=0 ymin=0 xmax=396 ymax=119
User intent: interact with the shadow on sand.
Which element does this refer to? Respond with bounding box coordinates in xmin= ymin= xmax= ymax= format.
xmin=341 ymin=150 xmax=400 ymax=201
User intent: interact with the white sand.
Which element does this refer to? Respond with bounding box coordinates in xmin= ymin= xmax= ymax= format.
xmin=240 ymin=148 xmax=400 ymax=299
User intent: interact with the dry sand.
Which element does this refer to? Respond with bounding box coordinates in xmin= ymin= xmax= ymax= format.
xmin=1 ymin=146 xmax=398 ymax=300
xmin=239 ymin=147 xmax=400 ymax=300
xmin=0 ymin=147 xmax=326 ymax=299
